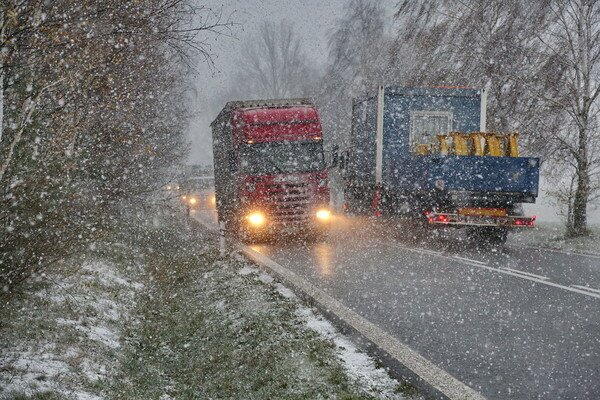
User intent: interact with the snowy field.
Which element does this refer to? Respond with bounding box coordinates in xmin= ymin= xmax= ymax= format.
xmin=0 ymin=213 xmax=414 ymax=400
xmin=509 ymin=221 xmax=600 ymax=255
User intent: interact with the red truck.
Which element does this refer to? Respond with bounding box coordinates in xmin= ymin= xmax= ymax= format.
xmin=210 ymin=99 xmax=331 ymax=240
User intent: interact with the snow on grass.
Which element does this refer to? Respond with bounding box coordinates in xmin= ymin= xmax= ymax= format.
xmin=0 ymin=256 xmax=144 ymax=400
xmin=238 ymin=262 xmax=409 ymax=400
xmin=2 ymin=212 xmax=417 ymax=399
xmin=274 ymin=282 xmax=296 ymax=299
xmin=509 ymin=221 xmax=600 ymax=255
xmin=237 ymin=264 xmax=259 ymax=276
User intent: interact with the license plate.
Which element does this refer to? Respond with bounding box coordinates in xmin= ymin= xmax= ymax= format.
xmin=458 ymin=208 xmax=507 ymax=217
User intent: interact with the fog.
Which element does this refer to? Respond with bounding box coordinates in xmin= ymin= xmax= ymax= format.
xmin=188 ymin=0 xmax=348 ymax=164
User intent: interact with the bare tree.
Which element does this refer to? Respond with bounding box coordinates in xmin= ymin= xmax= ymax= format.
xmin=0 ymin=0 xmax=230 ymax=290
xmin=228 ymin=20 xmax=316 ymax=99
xmin=319 ymin=0 xmax=390 ymax=145
xmin=534 ymin=0 xmax=600 ymax=236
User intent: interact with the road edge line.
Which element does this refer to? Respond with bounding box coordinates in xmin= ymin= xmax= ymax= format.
xmin=191 ymin=214 xmax=485 ymax=400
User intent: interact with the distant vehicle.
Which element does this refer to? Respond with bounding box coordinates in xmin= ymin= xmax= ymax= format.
xmin=339 ymin=86 xmax=539 ymax=244
xmin=211 ymin=99 xmax=331 ymax=241
xmin=179 ymin=175 xmax=215 ymax=211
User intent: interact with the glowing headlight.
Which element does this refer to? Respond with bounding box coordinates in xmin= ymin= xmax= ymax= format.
xmin=182 ymin=195 xmax=187 ymax=200
xmin=189 ymin=197 xmax=198 ymax=205
xmin=246 ymin=211 xmax=266 ymax=227
xmin=166 ymin=185 xmax=172 ymax=190
xmin=210 ymin=194 xmax=216 ymax=206
xmin=316 ymin=208 xmax=332 ymax=221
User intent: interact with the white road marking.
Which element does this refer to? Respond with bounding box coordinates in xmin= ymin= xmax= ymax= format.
xmin=572 ymin=285 xmax=600 ymax=295
xmin=500 ymin=267 xmax=549 ymax=281
xmin=452 ymin=255 xmax=487 ymax=265
xmin=403 ymin=246 xmax=600 ymax=300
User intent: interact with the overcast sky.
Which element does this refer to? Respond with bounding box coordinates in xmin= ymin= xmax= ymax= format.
xmin=188 ymin=0 xmax=349 ymax=164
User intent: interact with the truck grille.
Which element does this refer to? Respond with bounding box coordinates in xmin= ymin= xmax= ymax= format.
xmin=264 ymin=182 xmax=312 ymax=223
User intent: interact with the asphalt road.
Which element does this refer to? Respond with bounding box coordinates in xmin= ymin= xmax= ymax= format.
xmin=196 ymin=210 xmax=600 ymax=399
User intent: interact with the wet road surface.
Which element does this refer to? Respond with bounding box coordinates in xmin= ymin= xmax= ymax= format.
xmin=195 ymin=211 xmax=600 ymax=399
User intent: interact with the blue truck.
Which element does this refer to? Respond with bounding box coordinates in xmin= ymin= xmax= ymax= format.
xmin=339 ymin=86 xmax=539 ymax=243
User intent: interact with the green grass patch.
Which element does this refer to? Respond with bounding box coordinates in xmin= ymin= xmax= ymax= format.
xmin=109 ymin=213 xmax=403 ymax=399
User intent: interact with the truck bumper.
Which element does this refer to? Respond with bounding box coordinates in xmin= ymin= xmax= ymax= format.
xmin=424 ymin=211 xmax=535 ymax=228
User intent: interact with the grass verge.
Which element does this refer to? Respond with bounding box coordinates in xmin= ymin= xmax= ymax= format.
xmin=509 ymin=221 xmax=600 ymax=254
xmin=1 ymin=210 xmax=411 ymax=399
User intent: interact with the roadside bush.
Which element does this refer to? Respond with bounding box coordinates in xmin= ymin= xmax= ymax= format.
xmin=0 ymin=1 xmax=227 ymax=293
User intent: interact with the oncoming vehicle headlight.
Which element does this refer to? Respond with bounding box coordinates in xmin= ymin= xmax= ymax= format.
xmin=189 ymin=197 xmax=198 ymax=205
xmin=316 ymin=208 xmax=332 ymax=222
xmin=246 ymin=211 xmax=266 ymax=227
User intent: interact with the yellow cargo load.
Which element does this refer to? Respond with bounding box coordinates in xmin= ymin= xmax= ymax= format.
xmin=420 ymin=131 xmax=520 ymax=157
xmin=486 ymin=134 xmax=503 ymax=156
xmin=450 ymin=132 xmax=470 ymax=155
xmin=508 ymin=133 xmax=520 ymax=157
xmin=415 ymin=143 xmax=431 ymax=155
xmin=437 ymin=135 xmax=450 ymax=155
xmin=470 ymin=133 xmax=486 ymax=156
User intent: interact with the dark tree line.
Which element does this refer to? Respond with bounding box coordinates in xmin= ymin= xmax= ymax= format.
xmin=0 ymin=1 xmax=229 ymax=291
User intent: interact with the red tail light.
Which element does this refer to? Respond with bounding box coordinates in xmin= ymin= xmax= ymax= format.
xmin=514 ymin=216 xmax=536 ymax=227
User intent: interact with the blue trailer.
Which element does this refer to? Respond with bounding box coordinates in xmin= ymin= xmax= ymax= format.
xmin=340 ymin=86 xmax=539 ymax=243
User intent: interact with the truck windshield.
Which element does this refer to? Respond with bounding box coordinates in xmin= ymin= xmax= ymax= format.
xmin=239 ymin=141 xmax=325 ymax=175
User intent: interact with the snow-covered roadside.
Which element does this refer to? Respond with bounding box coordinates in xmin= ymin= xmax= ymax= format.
xmin=509 ymin=221 xmax=600 ymax=255
xmin=0 ymin=257 xmax=144 ymax=400
xmin=1 ymin=212 xmax=418 ymax=399
xmin=236 ymin=262 xmax=413 ymax=400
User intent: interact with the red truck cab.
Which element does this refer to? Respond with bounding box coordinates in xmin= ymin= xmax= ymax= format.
xmin=211 ymin=99 xmax=331 ymax=240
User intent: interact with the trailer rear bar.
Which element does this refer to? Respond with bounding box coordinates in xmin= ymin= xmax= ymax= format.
xmin=425 ymin=212 xmax=536 ymax=227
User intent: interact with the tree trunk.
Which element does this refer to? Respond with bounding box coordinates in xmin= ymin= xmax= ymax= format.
xmin=569 ymin=128 xmax=590 ymax=237
xmin=570 ymin=165 xmax=589 ymax=236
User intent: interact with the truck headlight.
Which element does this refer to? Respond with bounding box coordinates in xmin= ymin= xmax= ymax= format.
xmin=246 ymin=211 xmax=266 ymax=227
xmin=316 ymin=208 xmax=332 ymax=221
